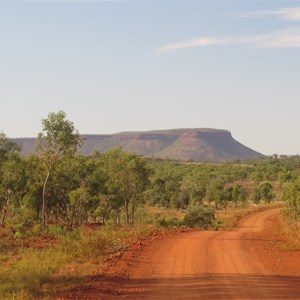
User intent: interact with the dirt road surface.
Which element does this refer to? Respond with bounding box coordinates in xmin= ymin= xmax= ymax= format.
xmin=63 ymin=208 xmax=300 ymax=299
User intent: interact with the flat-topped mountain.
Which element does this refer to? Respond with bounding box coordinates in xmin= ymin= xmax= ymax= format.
xmin=12 ymin=128 xmax=263 ymax=162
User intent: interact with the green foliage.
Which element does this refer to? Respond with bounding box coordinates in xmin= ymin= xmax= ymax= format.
xmin=58 ymin=229 xmax=113 ymax=260
xmin=183 ymin=206 xmax=216 ymax=229
xmin=103 ymin=148 xmax=150 ymax=225
xmin=173 ymin=191 xmax=190 ymax=209
xmin=0 ymin=224 xmax=158 ymax=299
xmin=255 ymin=181 xmax=275 ymax=203
xmin=37 ymin=111 xmax=81 ymax=158
xmin=282 ymin=181 xmax=300 ymax=221
xmin=227 ymin=184 xmax=248 ymax=207
xmin=206 ymin=181 xmax=228 ymax=209
xmin=14 ymin=224 xmax=26 ymax=239
xmin=0 ymin=240 xmax=71 ymax=298
xmin=37 ymin=111 xmax=82 ymax=225
xmin=31 ymin=224 xmax=44 ymax=236
xmin=0 ymin=132 xmax=20 ymax=162
xmin=157 ymin=216 xmax=182 ymax=228
xmin=0 ymin=152 xmax=26 ymax=226
xmin=47 ymin=225 xmax=68 ymax=237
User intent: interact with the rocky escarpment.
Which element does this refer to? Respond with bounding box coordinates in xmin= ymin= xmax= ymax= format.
xmin=12 ymin=128 xmax=263 ymax=162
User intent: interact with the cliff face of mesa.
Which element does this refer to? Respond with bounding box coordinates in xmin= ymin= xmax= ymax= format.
xmin=12 ymin=128 xmax=263 ymax=162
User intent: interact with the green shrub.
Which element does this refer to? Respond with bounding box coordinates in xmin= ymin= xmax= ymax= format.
xmin=157 ymin=216 xmax=182 ymax=228
xmin=183 ymin=206 xmax=216 ymax=229
xmin=0 ymin=229 xmax=112 ymax=298
xmin=58 ymin=229 xmax=112 ymax=261
xmin=31 ymin=224 xmax=44 ymax=236
xmin=48 ymin=225 xmax=69 ymax=237
xmin=14 ymin=224 xmax=26 ymax=239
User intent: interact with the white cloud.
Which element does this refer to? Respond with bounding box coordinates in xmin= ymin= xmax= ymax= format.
xmin=246 ymin=7 xmax=300 ymax=21
xmin=156 ymin=37 xmax=232 ymax=54
xmin=156 ymin=28 xmax=300 ymax=53
xmin=244 ymin=28 xmax=300 ymax=48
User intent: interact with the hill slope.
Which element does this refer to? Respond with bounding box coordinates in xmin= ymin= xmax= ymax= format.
xmin=12 ymin=128 xmax=263 ymax=162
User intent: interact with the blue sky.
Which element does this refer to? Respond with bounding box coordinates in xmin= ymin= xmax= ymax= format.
xmin=1 ymin=1 xmax=300 ymax=155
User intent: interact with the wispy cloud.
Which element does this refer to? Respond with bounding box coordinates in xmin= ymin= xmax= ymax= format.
xmin=156 ymin=28 xmax=300 ymax=53
xmin=245 ymin=7 xmax=300 ymax=21
xmin=157 ymin=37 xmax=232 ymax=54
xmin=245 ymin=28 xmax=300 ymax=48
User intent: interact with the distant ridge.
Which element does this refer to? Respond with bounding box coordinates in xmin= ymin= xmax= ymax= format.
xmin=12 ymin=128 xmax=263 ymax=162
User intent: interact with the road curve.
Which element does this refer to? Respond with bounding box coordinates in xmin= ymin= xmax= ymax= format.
xmin=125 ymin=208 xmax=300 ymax=299
xmin=63 ymin=208 xmax=300 ymax=299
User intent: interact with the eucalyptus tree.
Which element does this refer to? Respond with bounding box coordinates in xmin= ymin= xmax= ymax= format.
xmin=206 ymin=181 xmax=227 ymax=209
xmin=126 ymin=154 xmax=149 ymax=225
xmin=36 ymin=111 xmax=81 ymax=225
xmin=0 ymin=132 xmax=20 ymax=162
xmin=0 ymin=133 xmax=24 ymax=225
xmin=259 ymin=181 xmax=275 ymax=204
xmin=226 ymin=184 xmax=247 ymax=208
xmin=149 ymin=177 xmax=168 ymax=207
xmin=253 ymin=181 xmax=275 ymax=204
xmin=0 ymin=154 xmax=26 ymax=225
xmin=180 ymin=171 xmax=207 ymax=206
xmin=20 ymin=155 xmax=44 ymax=222
xmin=104 ymin=149 xmax=149 ymax=226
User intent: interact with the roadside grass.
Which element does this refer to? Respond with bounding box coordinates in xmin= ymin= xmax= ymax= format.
xmin=279 ymin=216 xmax=300 ymax=250
xmin=0 ymin=221 xmax=158 ymax=299
xmin=143 ymin=206 xmax=186 ymax=223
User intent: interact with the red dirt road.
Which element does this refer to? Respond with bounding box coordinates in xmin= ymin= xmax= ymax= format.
xmin=63 ymin=208 xmax=300 ymax=299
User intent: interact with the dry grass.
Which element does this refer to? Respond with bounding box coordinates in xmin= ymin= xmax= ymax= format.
xmin=146 ymin=206 xmax=186 ymax=220
xmin=0 ymin=223 xmax=159 ymax=299
xmin=279 ymin=216 xmax=300 ymax=250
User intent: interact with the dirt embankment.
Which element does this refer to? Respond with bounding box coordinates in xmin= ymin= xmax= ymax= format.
xmin=61 ymin=208 xmax=300 ymax=299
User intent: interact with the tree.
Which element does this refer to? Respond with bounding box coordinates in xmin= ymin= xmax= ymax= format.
xmin=206 ymin=182 xmax=228 ymax=209
xmin=104 ymin=149 xmax=149 ymax=226
xmin=150 ymin=178 xmax=167 ymax=206
xmin=180 ymin=172 xmax=207 ymax=206
xmin=258 ymin=182 xmax=275 ymax=204
xmin=253 ymin=185 xmax=261 ymax=204
xmin=0 ymin=133 xmax=23 ymax=225
xmin=228 ymin=184 xmax=247 ymax=208
xmin=0 ymin=132 xmax=20 ymax=162
xmin=0 ymin=154 xmax=26 ymax=225
xmin=46 ymin=157 xmax=83 ymax=226
xmin=20 ymin=155 xmax=44 ymax=222
xmin=37 ymin=111 xmax=81 ymax=225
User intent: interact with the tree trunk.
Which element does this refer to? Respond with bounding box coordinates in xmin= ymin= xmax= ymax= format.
xmin=131 ymin=200 xmax=135 ymax=227
xmin=116 ymin=210 xmax=120 ymax=226
xmin=79 ymin=198 xmax=82 ymax=225
xmin=42 ymin=170 xmax=51 ymax=226
xmin=1 ymin=198 xmax=9 ymax=226
xmin=70 ymin=203 xmax=76 ymax=229
xmin=124 ymin=199 xmax=129 ymax=225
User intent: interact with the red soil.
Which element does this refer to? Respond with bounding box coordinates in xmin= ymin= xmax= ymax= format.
xmin=60 ymin=208 xmax=300 ymax=299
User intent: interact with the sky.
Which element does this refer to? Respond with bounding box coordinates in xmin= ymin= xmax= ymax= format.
xmin=0 ymin=1 xmax=300 ymax=155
